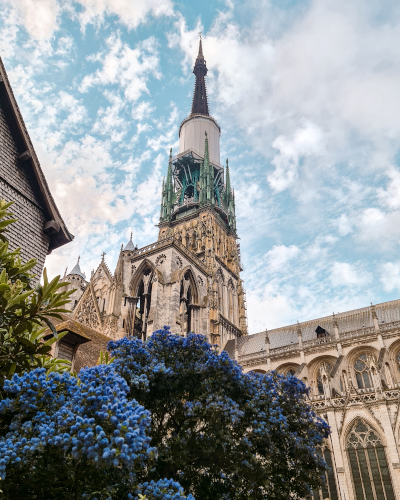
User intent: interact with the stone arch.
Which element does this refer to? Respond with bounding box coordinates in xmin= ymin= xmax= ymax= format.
xmin=129 ymin=258 xmax=155 ymax=297
xmin=344 ymin=417 xmax=395 ymax=500
xmin=276 ymin=362 xmax=300 ymax=376
xmin=178 ymin=266 xmax=200 ymax=336
xmin=307 ymin=355 xmax=338 ymax=396
xmin=345 ymin=346 xmax=379 ymax=390
xmin=385 ymin=338 xmax=400 ymax=385
xmin=249 ymin=369 xmax=267 ymax=375
xmin=178 ymin=265 xmax=200 ymax=306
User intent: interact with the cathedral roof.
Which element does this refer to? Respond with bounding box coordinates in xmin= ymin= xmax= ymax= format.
xmin=124 ymin=233 xmax=135 ymax=251
xmin=68 ymin=257 xmax=86 ymax=279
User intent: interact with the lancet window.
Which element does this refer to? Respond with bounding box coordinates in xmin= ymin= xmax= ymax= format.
xmin=227 ymin=279 xmax=235 ymax=323
xmin=347 ymin=420 xmax=395 ymax=500
xmin=354 ymin=354 xmax=374 ymax=389
xmin=395 ymin=352 xmax=400 ymax=372
xmin=135 ymin=268 xmax=153 ymax=340
xmin=179 ymin=270 xmax=194 ymax=336
xmin=317 ymin=362 xmax=333 ymax=395
xmin=309 ymin=445 xmax=338 ymax=500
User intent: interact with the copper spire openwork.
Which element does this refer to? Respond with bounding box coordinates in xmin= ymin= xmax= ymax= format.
xmin=191 ymin=37 xmax=209 ymax=116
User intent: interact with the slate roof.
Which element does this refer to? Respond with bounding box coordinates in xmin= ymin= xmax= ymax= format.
xmin=69 ymin=259 xmax=86 ymax=279
xmin=0 ymin=57 xmax=73 ymax=252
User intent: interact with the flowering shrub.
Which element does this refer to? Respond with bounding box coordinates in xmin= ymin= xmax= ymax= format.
xmin=0 ymin=364 xmax=193 ymax=500
xmin=108 ymin=327 xmax=330 ymax=500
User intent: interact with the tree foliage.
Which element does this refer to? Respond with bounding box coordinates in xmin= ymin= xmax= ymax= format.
xmin=0 ymin=199 xmax=73 ymax=385
xmin=0 ymin=365 xmax=194 ymax=500
xmin=108 ymin=328 xmax=330 ymax=500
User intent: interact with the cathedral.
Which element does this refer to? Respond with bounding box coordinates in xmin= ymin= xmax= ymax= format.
xmin=63 ymin=39 xmax=247 ymax=348
xmin=59 ymin=42 xmax=400 ymax=500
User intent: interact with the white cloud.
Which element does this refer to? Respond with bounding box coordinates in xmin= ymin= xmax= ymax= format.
xmin=377 ymin=167 xmax=400 ymax=209
xmin=2 ymin=0 xmax=60 ymax=40
xmin=268 ymin=121 xmax=325 ymax=192
xmin=330 ymin=262 xmax=372 ymax=287
xmin=76 ymin=0 xmax=173 ymax=31
xmin=80 ymin=35 xmax=161 ymax=102
xmin=333 ymin=214 xmax=353 ymax=236
xmin=380 ymin=261 xmax=400 ymax=293
xmin=265 ymin=245 xmax=300 ymax=273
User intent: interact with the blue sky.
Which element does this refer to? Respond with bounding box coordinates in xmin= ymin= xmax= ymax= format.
xmin=2 ymin=0 xmax=400 ymax=334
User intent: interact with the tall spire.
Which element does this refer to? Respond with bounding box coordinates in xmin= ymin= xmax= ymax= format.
xmin=191 ymin=36 xmax=209 ymax=116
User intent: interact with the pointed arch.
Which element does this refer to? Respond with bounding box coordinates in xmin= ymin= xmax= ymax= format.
xmin=73 ymin=283 xmax=102 ymax=331
xmin=345 ymin=418 xmax=395 ymax=500
xmin=129 ymin=258 xmax=155 ymax=296
xmin=178 ymin=265 xmax=200 ymax=306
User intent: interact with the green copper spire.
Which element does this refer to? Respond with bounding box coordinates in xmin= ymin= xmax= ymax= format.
xmin=160 ymin=177 xmax=165 ymax=220
xmin=162 ymin=148 xmax=174 ymax=220
xmin=224 ymin=158 xmax=232 ymax=209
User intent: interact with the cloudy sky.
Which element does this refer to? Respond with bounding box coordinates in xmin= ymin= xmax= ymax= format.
xmin=1 ymin=0 xmax=400 ymax=334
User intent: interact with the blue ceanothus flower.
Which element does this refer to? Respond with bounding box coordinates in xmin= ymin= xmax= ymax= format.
xmin=0 ymin=364 xmax=193 ymax=500
xmin=107 ymin=327 xmax=330 ymax=500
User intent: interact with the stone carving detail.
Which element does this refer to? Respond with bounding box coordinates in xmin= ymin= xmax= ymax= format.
xmin=176 ymin=256 xmax=183 ymax=269
xmin=131 ymin=265 xmax=136 ymax=275
xmin=75 ymin=290 xmax=100 ymax=330
xmin=197 ymin=275 xmax=203 ymax=286
xmin=103 ymin=315 xmax=118 ymax=338
xmin=155 ymin=254 xmax=166 ymax=267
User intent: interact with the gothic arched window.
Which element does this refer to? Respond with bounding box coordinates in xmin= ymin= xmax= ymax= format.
xmin=317 ymin=362 xmax=333 ymax=395
xmin=179 ymin=271 xmax=194 ymax=336
xmin=135 ymin=268 xmax=153 ymax=339
xmin=310 ymin=446 xmax=338 ymax=500
xmin=354 ymin=354 xmax=374 ymax=389
xmin=347 ymin=420 xmax=395 ymax=500
xmin=395 ymin=352 xmax=400 ymax=372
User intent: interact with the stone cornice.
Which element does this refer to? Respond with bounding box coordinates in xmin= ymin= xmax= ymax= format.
xmin=129 ymin=237 xmax=209 ymax=276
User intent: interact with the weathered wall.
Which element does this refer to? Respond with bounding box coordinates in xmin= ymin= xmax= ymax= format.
xmin=0 ymin=104 xmax=49 ymax=276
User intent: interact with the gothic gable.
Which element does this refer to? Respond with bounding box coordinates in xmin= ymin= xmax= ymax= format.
xmin=73 ymin=283 xmax=102 ymax=331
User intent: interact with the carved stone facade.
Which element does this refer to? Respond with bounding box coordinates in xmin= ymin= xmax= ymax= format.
xmin=61 ymin=40 xmax=247 ymax=347
xmin=227 ymin=300 xmax=400 ymax=500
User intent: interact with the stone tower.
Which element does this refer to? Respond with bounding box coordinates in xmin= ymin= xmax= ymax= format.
xmin=65 ymin=39 xmax=248 ymax=347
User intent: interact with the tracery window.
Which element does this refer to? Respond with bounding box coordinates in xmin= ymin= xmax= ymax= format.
xmin=310 ymin=446 xmax=338 ymax=500
xmin=395 ymin=352 xmax=400 ymax=372
xmin=347 ymin=420 xmax=395 ymax=500
xmin=354 ymin=354 xmax=374 ymax=389
xmin=135 ymin=268 xmax=153 ymax=339
xmin=317 ymin=362 xmax=333 ymax=395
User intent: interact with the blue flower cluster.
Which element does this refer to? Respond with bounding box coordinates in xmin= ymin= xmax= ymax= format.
xmin=107 ymin=327 xmax=330 ymax=500
xmin=0 ymin=364 xmax=152 ymax=481
xmin=131 ymin=478 xmax=195 ymax=500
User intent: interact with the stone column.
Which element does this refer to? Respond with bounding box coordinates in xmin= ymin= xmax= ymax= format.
xmin=265 ymin=329 xmax=271 ymax=370
xmin=333 ymin=313 xmax=342 ymax=355
xmin=326 ymin=410 xmax=353 ymax=500
xmin=377 ymin=405 xmax=400 ymax=498
xmin=297 ymin=321 xmax=305 ymax=362
xmin=371 ymin=303 xmax=385 ymax=347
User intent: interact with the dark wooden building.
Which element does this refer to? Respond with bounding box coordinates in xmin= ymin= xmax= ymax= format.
xmin=0 ymin=57 xmax=73 ymax=275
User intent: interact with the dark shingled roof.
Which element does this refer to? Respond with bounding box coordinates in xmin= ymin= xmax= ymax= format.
xmin=0 ymin=57 xmax=73 ymax=253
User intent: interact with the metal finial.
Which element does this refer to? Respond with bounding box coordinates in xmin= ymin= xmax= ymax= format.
xmin=101 ymin=251 xmax=106 ymax=261
xmin=77 ymin=256 xmax=80 ymax=263
xmin=130 ymin=231 xmax=133 ymax=240
xmin=198 ymin=31 xmax=202 ymax=40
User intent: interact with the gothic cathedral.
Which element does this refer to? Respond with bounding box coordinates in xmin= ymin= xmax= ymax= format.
xmin=63 ymin=40 xmax=248 ymax=347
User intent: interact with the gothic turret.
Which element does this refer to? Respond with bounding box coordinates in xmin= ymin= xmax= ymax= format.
xmin=68 ymin=256 xmax=85 ymax=280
